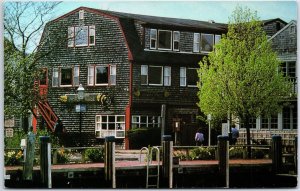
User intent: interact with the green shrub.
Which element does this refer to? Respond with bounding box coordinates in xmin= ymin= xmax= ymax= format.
xmin=85 ymin=148 xmax=104 ymax=162
xmin=56 ymin=148 xmax=69 ymax=164
xmin=229 ymin=147 xmax=244 ymax=159
xmin=127 ymin=127 xmax=161 ymax=149
xmin=252 ymin=149 xmax=268 ymax=159
xmin=189 ymin=147 xmax=215 ymax=160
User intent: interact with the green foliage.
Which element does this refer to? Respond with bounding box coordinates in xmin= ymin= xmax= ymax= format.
xmin=85 ymin=148 xmax=104 ymax=162
xmin=4 ymin=150 xmax=24 ymax=166
xmin=56 ymin=148 xmax=69 ymax=164
xmin=127 ymin=127 xmax=161 ymax=149
xmin=198 ymin=6 xmax=292 ymax=149
xmin=229 ymin=147 xmax=244 ymax=159
xmin=189 ymin=147 xmax=215 ymax=160
xmin=4 ymin=130 xmax=26 ymax=148
xmin=173 ymin=150 xmax=190 ymax=161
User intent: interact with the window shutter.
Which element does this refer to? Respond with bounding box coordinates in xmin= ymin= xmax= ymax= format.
xmin=180 ymin=67 xmax=186 ymax=87
xmin=109 ymin=65 xmax=116 ymax=85
xmin=193 ymin=33 xmax=200 ymax=52
xmin=141 ymin=65 xmax=148 ymax=85
xmin=89 ymin=25 xmax=95 ymax=46
xmin=164 ymin=66 xmax=171 ymax=86
xmin=88 ymin=65 xmax=94 ymax=86
xmin=68 ymin=27 xmax=74 ymax=47
xmin=73 ymin=66 xmax=80 ymax=86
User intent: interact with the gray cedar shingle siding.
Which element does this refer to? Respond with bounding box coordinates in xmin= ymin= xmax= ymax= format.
xmin=38 ymin=9 xmax=130 ymax=145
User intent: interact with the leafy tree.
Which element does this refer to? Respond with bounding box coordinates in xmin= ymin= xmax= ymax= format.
xmin=197 ymin=7 xmax=292 ymax=158
xmin=4 ymin=2 xmax=61 ymax=131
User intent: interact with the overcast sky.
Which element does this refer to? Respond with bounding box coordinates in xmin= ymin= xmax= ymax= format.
xmin=55 ymin=0 xmax=297 ymax=23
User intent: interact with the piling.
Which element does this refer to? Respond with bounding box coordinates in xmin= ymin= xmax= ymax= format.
xmin=104 ymin=136 xmax=116 ymax=188
xmin=39 ymin=136 xmax=51 ymax=188
xmin=23 ymin=131 xmax=36 ymax=182
xmin=271 ymin=135 xmax=282 ymax=174
xmin=294 ymin=136 xmax=297 ymax=173
xmin=218 ymin=135 xmax=229 ymax=188
xmin=162 ymin=135 xmax=173 ymax=188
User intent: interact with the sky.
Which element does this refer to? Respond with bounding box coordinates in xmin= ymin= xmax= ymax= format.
xmin=53 ymin=0 xmax=297 ymax=24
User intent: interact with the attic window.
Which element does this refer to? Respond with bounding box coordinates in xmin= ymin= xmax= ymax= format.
xmin=158 ymin=30 xmax=172 ymax=50
xmin=79 ymin=10 xmax=84 ymax=20
xmin=290 ymin=25 xmax=296 ymax=34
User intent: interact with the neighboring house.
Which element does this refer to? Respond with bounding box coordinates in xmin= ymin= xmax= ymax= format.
xmin=35 ymin=7 xmax=227 ymax=148
xmin=238 ymin=20 xmax=297 ymax=146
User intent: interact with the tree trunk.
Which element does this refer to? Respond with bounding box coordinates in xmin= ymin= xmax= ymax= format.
xmin=244 ymin=115 xmax=251 ymax=159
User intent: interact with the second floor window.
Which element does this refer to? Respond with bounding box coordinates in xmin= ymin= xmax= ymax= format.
xmin=173 ymin=31 xmax=180 ymax=51
xmin=52 ymin=66 xmax=80 ymax=87
xmin=201 ymin=34 xmax=214 ymax=52
xmin=88 ymin=65 xmax=116 ymax=86
xmin=180 ymin=67 xmax=198 ymax=87
xmin=158 ymin=30 xmax=172 ymax=50
xmin=68 ymin=25 xmax=95 ymax=47
xmin=141 ymin=65 xmax=171 ymax=86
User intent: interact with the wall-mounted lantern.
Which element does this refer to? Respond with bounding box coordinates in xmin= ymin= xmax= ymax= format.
xmin=77 ymin=84 xmax=85 ymax=101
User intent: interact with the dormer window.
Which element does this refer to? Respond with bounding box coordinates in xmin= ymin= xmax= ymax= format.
xmin=158 ymin=30 xmax=172 ymax=50
xmin=150 ymin=29 xmax=157 ymax=49
xmin=173 ymin=31 xmax=180 ymax=51
xmin=79 ymin=10 xmax=84 ymax=20
xmin=290 ymin=25 xmax=296 ymax=34
xmin=201 ymin=34 xmax=214 ymax=52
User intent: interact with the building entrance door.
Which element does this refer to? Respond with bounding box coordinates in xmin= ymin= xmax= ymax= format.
xmin=175 ymin=114 xmax=198 ymax=146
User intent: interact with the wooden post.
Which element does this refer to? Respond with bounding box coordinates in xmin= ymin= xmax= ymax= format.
xmin=39 ymin=136 xmax=51 ymax=188
xmin=271 ymin=135 xmax=282 ymax=174
xmin=218 ymin=135 xmax=229 ymax=188
xmin=104 ymin=136 xmax=116 ymax=188
xmin=294 ymin=136 xmax=297 ymax=173
xmin=162 ymin=135 xmax=173 ymax=188
xmin=23 ymin=131 xmax=36 ymax=182
xmin=161 ymin=104 xmax=166 ymax=146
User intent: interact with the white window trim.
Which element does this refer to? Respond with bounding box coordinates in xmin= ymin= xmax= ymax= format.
xmin=5 ymin=128 xmax=14 ymax=138
xmin=52 ymin=68 xmax=59 ymax=87
xmin=109 ymin=65 xmax=117 ymax=85
xmin=59 ymin=67 xmax=74 ymax=87
xmin=150 ymin=29 xmax=157 ymax=49
xmin=88 ymin=65 xmax=95 ymax=86
xmin=187 ymin=67 xmax=198 ymax=87
xmin=95 ymin=115 xmax=125 ymax=138
xmin=201 ymin=33 xmax=214 ymax=53
xmin=74 ymin=26 xmax=89 ymax=47
xmin=79 ymin=10 xmax=84 ymax=20
xmin=180 ymin=67 xmax=186 ymax=87
xmin=73 ymin=66 xmax=80 ymax=87
xmin=131 ymin=115 xmax=161 ymax=128
xmin=164 ymin=66 xmax=171 ymax=86
xmin=173 ymin=31 xmax=180 ymax=51
xmin=193 ymin=33 xmax=200 ymax=53
xmin=214 ymin=34 xmax=221 ymax=44
xmin=157 ymin=29 xmax=172 ymax=51
xmin=148 ymin=65 xmax=163 ymax=86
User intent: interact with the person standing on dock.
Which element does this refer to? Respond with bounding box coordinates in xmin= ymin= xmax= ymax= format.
xmin=195 ymin=129 xmax=204 ymax=146
xmin=231 ymin=126 xmax=239 ymax=145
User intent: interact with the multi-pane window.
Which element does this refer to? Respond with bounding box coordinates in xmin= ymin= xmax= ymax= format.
xmin=132 ymin=115 xmax=161 ymax=128
xmin=193 ymin=33 xmax=200 ymax=52
xmin=283 ymin=105 xmax=297 ymax=130
xmin=68 ymin=25 xmax=95 ymax=47
xmin=163 ymin=66 xmax=171 ymax=86
xmin=52 ymin=67 xmax=80 ymax=87
xmin=180 ymin=67 xmax=198 ymax=87
xmin=158 ymin=30 xmax=172 ymax=50
xmin=5 ymin=128 xmax=14 ymax=137
xmin=173 ymin=31 xmax=180 ymax=51
xmin=261 ymin=114 xmax=278 ymax=129
xmin=240 ymin=117 xmax=256 ymax=129
xmin=95 ymin=115 xmax=125 ymax=138
xmin=281 ymin=61 xmax=296 ymax=78
xmin=201 ymin=34 xmax=214 ymax=52
xmin=150 ymin=29 xmax=157 ymax=49
xmin=215 ymin=35 xmax=221 ymax=44
xmin=180 ymin=67 xmax=186 ymax=86
xmin=141 ymin=65 xmax=171 ymax=86
xmin=88 ymin=65 xmax=116 ymax=86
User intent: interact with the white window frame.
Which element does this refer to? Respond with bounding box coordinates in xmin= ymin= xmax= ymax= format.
xmin=290 ymin=25 xmax=296 ymax=34
xmin=150 ymin=29 xmax=157 ymax=49
xmin=73 ymin=66 xmax=80 ymax=87
xmin=131 ymin=115 xmax=161 ymax=128
xmin=89 ymin=25 xmax=95 ymax=46
xmin=109 ymin=65 xmax=116 ymax=85
xmin=173 ymin=31 xmax=180 ymax=51
xmin=180 ymin=67 xmax=186 ymax=87
xmin=88 ymin=65 xmax=95 ymax=86
xmin=187 ymin=68 xmax=198 ymax=87
xmin=68 ymin=27 xmax=74 ymax=47
xmin=164 ymin=66 xmax=171 ymax=86
xmin=158 ymin=30 xmax=172 ymax=50
xmin=141 ymin=65 xmax=148 ymax=85
xmin=148 ymin=65 xmax=163 ymax=86
xmin=95 ymin=115 xmax=125 ymax=138
xmin=193 ymin=33 xmax=200 ymax=52
xmin=75 ymin=26 xmax=89 ymax=47
xmin=79 ymin=10 xmax=84 ymax=20
xmin=214 ymin=34 xmax=221 ymax=45
xmin=201 ymin=33 xmax=214 ymax=53
xmin=5 ymin=128 xmax=14 ymax=137
xmin=52 ymin=68 xmax=59 ymax=87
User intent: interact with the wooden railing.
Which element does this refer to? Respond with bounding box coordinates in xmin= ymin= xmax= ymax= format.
xmin=37 ymin=101 xmax=58 ymax=131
